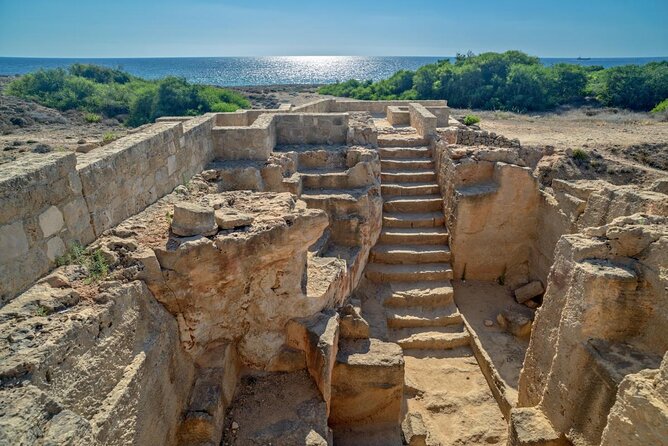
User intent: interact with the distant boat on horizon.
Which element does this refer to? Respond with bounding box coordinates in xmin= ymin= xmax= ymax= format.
xmin=577 ymin=57 xmax=592 ymax=60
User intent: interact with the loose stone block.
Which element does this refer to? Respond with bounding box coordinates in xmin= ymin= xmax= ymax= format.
xmin=214 ymin=208 xmax=254 ymax=230
xmin=515 ymin=280 xmax=544 ymax=304
xmin=171 ymin=202 xmax=218 ymax=237
xmin=39 ymin=205 xmax=65 ymax=238
xmin=497 ymin=306 xmax=534 ymax=338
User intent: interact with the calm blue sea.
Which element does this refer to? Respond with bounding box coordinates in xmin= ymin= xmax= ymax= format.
xmin=0 ymin=56 xmax=666 ymax=87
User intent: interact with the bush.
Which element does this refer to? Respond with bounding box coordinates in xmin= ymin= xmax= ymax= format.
xmin=463 ymin=114 xmax=481 ymax=126
xmin=84 ymin=112 xmax=102 ymax=123
xmin=652 ymin=98 xmax=668 ymax=113
xmin=102 ymin=132 xmax=119 ymax=144
xmin=571 ymin=148 xmax=589 ymax=161
xmin=319 ymin=51 xmax=668 ymax=112
xmin=6 ymin=64 xmax=250 ymax=127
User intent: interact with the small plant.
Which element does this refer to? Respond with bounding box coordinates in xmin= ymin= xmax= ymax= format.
xmin=166 ymin=211 xmax=173 ymax=224
xmin=102 ymin=132 xmax=118 ymax=144
xmin=571 ymin=148 xmax=589 ymax=161
xmin=88 ymin=249 xmax=109 ymax=281
xmin=33 ymin=305 xmax=49 ymax=317
xmin=463 ymin=114 xmax=481 ymax=126
xmin=55 ymin=243 xmax=109 ymax=283
xmin=84 ymin=112 xmax=102 ymax=123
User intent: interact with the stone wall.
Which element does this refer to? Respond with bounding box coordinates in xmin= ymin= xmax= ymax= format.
xmin=530 ymin=179 xmax=668 ymax=284
xmin=292 ymin=98 xmax=335 ymax=113
xmin=79 ymin=118 xmax=215 ymax=236
xmin=438 ymin=126 xmax=521 ymax=148
xmin=0 ymin=153 xmax=93 ymax=304
xmin=1 ymin=116 xmax=216 ymax=303
xmin=330 ymin=99 xmax=446 ymax=114
xmin=275 ymin=113 xmax=349 ymax=145
xmin=436 ymin=144 xmax=540 ymax=288
xmin=408 ymin=103 xmax=437 ymax=138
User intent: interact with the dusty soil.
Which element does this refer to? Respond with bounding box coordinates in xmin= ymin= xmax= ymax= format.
xmin=404 ymin=348 xmax=508 ymax=445
xmin=452 ymin=107 xmax=668 ymax=187
xmin=454 ymin=281 xmax=530 ymax=400
xmin=0 ymin=76 xmax=128 ymax=165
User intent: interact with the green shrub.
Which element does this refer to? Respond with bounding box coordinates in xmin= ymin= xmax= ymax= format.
xmin=6 ymin=64 xmax=250 ymax=127
xmin=571 ymin=148 xmax=589 ymax=161
xmin=318 ymin=51 xmax=668 ymax=112
xmin=56 ymin=242 xmax=109 ymax=283
xmin=84 ymin=112 xmax=102 ymax=123
xmin=102 ymin=132 xmax=118 ymax=144
xmin=652 ymin=98 xmax=668 ymax=113
xmin=463 ymin=114 xmax=481 ymax=125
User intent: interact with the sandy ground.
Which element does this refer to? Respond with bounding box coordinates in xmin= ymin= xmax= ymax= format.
xmin=454 ymin=281 xmax=530 ymax=400
xmin=404 ymin=348 xmax=508 ymax=445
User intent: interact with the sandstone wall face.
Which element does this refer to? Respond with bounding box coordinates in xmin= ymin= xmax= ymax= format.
xmin=0 ymin=153 xmax=94 ymax=304
xmin=132 ymin=192 xmax=331 ymax=369
xmin=330 ymin=99 xmax=446 ymax=114
xmin=517 ymin=215 xmax=668 ymax=445
xmin=531 ymin=179 xmax=668 ymax=284
xmin=408 ymin=103 xmax=437 ymax=138
xmin=437 ymin=145 xmax=540 ymax=287
xmin=0 ymin=275 xmax=195 ymax=446
xmin=599 ymin=352 xmax=668 ymax=446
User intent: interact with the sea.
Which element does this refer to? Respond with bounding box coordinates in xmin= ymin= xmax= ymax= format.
xmin=0 ymin=56 xmax=666 ymax=87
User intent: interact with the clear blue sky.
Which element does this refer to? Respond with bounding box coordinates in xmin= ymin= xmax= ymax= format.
xmin=0 ymin=0 xmax=666 ymax=57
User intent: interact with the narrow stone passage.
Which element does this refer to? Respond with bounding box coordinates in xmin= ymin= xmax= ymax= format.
xmin=362 ymin=141 xmax=508 ymax=445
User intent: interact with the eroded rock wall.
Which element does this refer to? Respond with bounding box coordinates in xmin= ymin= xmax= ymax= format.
xmin=437 ymin=144 xmax=540 ymax=287
xmin=0 ymin=274 xmax=194 ymax=446
xmin=517 ymin=215 xmax=668 ymax=445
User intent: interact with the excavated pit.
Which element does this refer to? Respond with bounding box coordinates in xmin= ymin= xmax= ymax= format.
xmin=1 ymin=99 xmax=666 ymax=446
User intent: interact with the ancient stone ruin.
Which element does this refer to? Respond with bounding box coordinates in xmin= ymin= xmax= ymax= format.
xmin=0 ymin=98 xmax=666 ymax=445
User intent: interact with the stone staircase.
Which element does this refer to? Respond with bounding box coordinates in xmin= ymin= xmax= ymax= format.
xmin=365 ymin=145 xmax=470 ymax=352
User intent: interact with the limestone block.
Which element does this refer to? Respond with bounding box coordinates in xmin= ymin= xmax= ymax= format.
xmin=600 ymin=352 xmax=668 ymax=446
xmin=39 ymin=205 xmax=65 ymax=238
xmin=46 ymin=237 xmax=66 ymax=262
xmin=286 ymin=311 xmax=340 ymax=412
xmin=178 ymin=345 xmax=240 ymax=446
xmin=214 ymin=208 xmax=253 ymax=230
xmin=401 ymin=412 xmax=428 ymax=446
xmin=265 ymin=345 xmax=307 ymax=372
xmin=507 ymin=407 xmax=564 ymax=446
xmin=497 ymin=306 xmax=534 ymax=338
xmin=0 ymin=221 xmax=30 ymax=262
xmin=171 ymin=202 xmax=217 ymax=237
xmin=514 ymin=281 xmax=544 ymax=304
xmin=329 ymin=338 xmax=404 ymax=426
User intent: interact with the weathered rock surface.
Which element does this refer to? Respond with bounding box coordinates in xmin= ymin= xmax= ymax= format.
xmin=132 ymin=191 xmax=330 ymax=368
xmin=0 ymin=273 xmax=194 ymax=446
xmin=517 ymin=214 xmax=668 ymax=445
xmin=330 ymin=338 xmax=404 ymax=426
